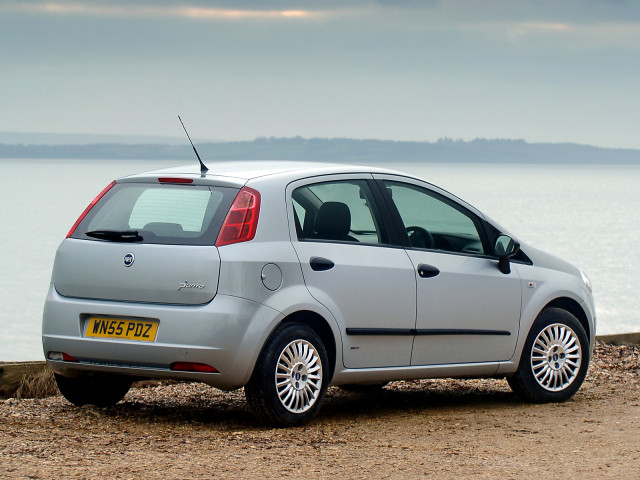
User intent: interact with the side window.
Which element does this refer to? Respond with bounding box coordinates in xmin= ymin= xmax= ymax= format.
xmin=292 ymin=180 xmax=385 ymax=245
xmin=384 ymin=181 xmax=485 ymax=255
xmin=292 ymin=199 xmax=306 ymax=236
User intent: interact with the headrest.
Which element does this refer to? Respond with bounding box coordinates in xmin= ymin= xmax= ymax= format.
xmin=314 ymin=202 xmax=351 ymax=236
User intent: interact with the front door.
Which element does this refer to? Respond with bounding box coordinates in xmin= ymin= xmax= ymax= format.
xmin=378 ymin=177 xmax=522 ymax=366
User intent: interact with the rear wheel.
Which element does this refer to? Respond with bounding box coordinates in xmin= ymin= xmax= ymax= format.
xmin=245 ymin=323 xmax=329 ymax=427
xmin=508 ymin=308 xmax=589 ymax=402
xmin=55 ymin=373 xmax=132 ymax=407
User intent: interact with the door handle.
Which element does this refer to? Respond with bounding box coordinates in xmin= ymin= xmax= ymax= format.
xmin=417 ymin=264 xmax=440 ymax=278
xmin=310 ymin=257 xmax=335 ymax=271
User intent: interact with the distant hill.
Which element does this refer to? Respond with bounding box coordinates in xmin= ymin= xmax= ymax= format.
xmin=0 ymin=131 xmax=194 ymax=146
xmin=1 ymin=135 xmax=639 ymax=164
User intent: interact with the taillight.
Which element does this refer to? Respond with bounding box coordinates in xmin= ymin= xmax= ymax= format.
xmin=170 ymin=362 xmax=218 ymax=373
xmin=62 ymin=353 xmax=78 ymax=362
xmin=66 ymin=180 xmax=116 ymax=238
xmin=215 ymin=186 xmax=261 ymax=247
xmin=47 ymin=352 xmax=78 ymax=362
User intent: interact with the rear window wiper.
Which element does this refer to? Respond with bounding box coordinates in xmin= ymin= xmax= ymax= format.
xmin=85 ymin=230 xmax=143 ymax=242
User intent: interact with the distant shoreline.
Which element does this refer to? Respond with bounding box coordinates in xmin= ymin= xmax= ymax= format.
xmin=2 ymin=137 xmax=640 ymax=164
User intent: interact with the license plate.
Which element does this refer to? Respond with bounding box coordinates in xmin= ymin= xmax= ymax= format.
xmin=85 ymin=317 xmax=158 ymax=342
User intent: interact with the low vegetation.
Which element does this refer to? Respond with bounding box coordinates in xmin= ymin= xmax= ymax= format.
xmin=12 ymin=368 xmax=58 ymax=400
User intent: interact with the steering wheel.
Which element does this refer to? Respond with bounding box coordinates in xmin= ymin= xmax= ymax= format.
xmin=406 ymin=226 xmax=434 ymax=249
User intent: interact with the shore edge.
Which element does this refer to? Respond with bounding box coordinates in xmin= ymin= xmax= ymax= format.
xmin=2 ymin=332 xmax=639 ymax=398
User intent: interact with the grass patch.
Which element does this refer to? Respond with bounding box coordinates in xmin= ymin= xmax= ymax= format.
xmin=13 ymin=368 xmax=59 ymax=399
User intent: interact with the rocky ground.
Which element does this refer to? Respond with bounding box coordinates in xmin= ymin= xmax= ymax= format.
xmin=1 ymin=341 xmax=639 ymax=479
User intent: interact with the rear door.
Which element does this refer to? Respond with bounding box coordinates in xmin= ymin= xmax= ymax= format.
xmin=55 ymin=180 xmax=237 ymax=305
xmin=288 ymin=175 xmax=417 ymax=369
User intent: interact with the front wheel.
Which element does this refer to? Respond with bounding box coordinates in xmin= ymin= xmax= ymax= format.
xmin=55 ymin=373 xmax=132 ymax=407
xmin=508 ymin=308 xmax=589 ymax=402
xmin=245 ymin=323 xmax=329 ymax=427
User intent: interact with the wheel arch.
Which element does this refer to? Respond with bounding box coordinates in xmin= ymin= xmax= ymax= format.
xmin=252 ymin=310 xmax=338 ymax=384
xmin=543 ymin=297 xmax=592 ymax=342
xmin=279 ymin=310 xmax=337 ymax=382
xmin=500 ymin=294 xmax=594 ymax=377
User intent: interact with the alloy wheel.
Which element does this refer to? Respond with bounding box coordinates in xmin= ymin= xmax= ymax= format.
xmin=275 ymin=339 xmax=323 ymax=413
xmin=530 ymin=323 xmax=582 ymax=392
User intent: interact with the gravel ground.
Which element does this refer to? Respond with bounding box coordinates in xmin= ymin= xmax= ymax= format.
xmin=1 ymin=341 xmax=639 ymax=479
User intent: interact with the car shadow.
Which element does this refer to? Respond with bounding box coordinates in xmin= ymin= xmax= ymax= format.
xmin=320 ymin=383 xmax=520 ymax=422
xmin=93 ymin=379 xmax=524 ymax=429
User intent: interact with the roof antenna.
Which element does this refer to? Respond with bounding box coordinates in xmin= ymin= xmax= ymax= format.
xmin=178 ymin=115 xmax=208 ymax=176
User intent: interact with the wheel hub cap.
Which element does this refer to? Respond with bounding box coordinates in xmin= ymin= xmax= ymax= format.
xmin=291 ymin=363 xmax=309 ymax=390
xmin=531 ymin=323 xmax=582 ymax=392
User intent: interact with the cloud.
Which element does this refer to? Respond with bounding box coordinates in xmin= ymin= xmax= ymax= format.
xmin=465 ymin=19 xmax=640 ymax=45
xmin=3 ymin=2 xmax=327 ymax=20
xmin=5 ymin=0 xmax=640 ymax=25
xmin=374 ymin=0 xmax=438 ymax=8
xmin=515 ymin=22 xmax=574 ymax=33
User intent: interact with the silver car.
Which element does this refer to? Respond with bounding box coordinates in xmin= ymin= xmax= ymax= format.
xmin=43 ymin=161 xmax=595 ymax=426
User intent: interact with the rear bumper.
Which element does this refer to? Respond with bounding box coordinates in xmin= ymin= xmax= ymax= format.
xmin=42 ymin=286 xmax=284 ymax=390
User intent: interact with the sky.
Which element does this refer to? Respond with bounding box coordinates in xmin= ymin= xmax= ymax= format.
xmin=1 ymin=0 xmax=639 ymax=148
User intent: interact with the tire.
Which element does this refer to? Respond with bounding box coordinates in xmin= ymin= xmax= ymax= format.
xmin=55 ymin=373 xmax=132 ymax=407
xmin=339 ymin=382 xmax=389 ymax=393
xmin=245 ymin=323 xmax=329 ymax=427
xmin=508 ymin=308 xmax=589 ymax=403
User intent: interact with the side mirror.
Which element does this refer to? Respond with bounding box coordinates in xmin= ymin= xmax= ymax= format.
xmin=495 ymin=235 xmax=520 ymax=274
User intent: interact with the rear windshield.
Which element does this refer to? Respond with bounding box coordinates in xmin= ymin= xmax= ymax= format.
xmin=72 ymin=183 xmax=239 ymax=245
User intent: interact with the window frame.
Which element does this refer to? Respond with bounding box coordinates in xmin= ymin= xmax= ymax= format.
xmin=373 ymin=176 xmax=495 ymax=258
xmin=287 ymin=175 xmax=402 ymax=248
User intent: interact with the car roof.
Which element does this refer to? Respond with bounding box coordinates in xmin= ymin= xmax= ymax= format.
xmin=122 ymin=160 xmax=408 ymax=186
xmin=114 ymin=160 xmax=494 ymax=237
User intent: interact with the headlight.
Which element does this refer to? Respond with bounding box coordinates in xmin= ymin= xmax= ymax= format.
xmin=580 ymin=269 xmax=593 ymax=293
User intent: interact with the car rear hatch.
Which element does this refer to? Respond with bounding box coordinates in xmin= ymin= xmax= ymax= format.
xmin=53 ymin=177 xmax=240 ymax=305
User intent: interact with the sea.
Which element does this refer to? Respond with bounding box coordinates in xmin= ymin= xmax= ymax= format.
xmin=1 ymin=158 xmax=638 ymax=361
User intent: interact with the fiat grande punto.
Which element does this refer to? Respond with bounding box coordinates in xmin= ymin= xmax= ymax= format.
xmin=43 ymin=161 xmax=595 ymax=426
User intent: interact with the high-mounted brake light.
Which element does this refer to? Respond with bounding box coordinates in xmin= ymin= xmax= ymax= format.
xmin=215 ymin=186 xmax=261 ymax=247
xmin=158 ymin=177 xmax=193 ymax=184
xmin=66 ymin=180 xmax=116 ymax=238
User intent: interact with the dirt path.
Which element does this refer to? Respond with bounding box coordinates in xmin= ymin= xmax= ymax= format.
xmin=2 ymin=342 xmax=639 ymax=479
